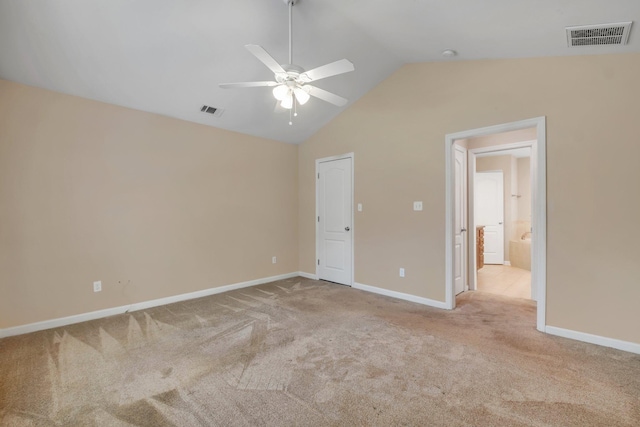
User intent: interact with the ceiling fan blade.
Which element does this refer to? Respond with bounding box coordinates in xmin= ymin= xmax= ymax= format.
xmin=301 ymin=59 xmax=354 ymax=82
xmin=306 ymin=85 xmax=348 ymax=107
xmin=219 ymin=81 xmax=278 ymax=89
xmin=245 ymin=44 xmax=287 ymax=76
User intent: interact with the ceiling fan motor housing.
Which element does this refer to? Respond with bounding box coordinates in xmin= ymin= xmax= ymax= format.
xmin=276 ymin=64 xmax=306 ymax=83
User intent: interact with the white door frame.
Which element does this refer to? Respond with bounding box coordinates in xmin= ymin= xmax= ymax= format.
xmin=315 ymin=153 xmax=355 ymax=286
xmin=445 ymin=117 xmax=547 ymax=332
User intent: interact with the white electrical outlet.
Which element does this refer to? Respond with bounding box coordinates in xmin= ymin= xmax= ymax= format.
xmin=93 ymin=281 xmax=102 ymax=292
xmin=399 ymin=268 xmax=405 ymax=277
xmin=413 ymin=201 xmax=423 ymax=211
xmin=272 ymin=256 xmax=277 ymax=264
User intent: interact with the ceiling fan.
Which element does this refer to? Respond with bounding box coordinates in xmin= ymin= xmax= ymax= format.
xmin=219 ymin=0 xmax=354 ymax=119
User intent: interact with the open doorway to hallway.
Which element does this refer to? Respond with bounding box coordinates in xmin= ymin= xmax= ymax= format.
xmin=445 ymin=116 xmax=547 ymax=332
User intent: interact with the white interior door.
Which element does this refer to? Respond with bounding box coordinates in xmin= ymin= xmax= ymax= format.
xmin=318 ymin=157 xmax=353 ymax=285
xmin=454 ymin=146 xmax=467 ymax=295
xmin=475 ymin=171 xmax=504 ymax=265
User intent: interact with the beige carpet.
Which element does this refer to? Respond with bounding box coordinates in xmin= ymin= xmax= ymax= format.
xmin=1 ymin=277 xmax=639 ymax=426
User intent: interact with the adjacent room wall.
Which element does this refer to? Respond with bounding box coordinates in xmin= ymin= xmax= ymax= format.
xmin=0 ymin=79 xmax=298 ymax=329
xmin=517 ymin=157 xmax=531 ymax=222
xmin=298 ymin=53 xmax=640 ymax=345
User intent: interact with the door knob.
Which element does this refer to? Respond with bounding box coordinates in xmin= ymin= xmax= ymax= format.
xmin=498 ymin=222 xmax=503 ymax=225
xmin=461 ymin=228 xmax=467 ymax=232
xmin=345 ymin=226 xmax=350 ymax=231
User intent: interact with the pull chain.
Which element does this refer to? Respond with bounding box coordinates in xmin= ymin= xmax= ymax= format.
xmin=287 ymin=1 xmax=297 ymax=127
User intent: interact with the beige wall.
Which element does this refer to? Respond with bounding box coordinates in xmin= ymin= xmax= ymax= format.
xmin=299 ymin=53 xmax=640 ymax=344
xmin=476 ymin=155 xmax=514 ymax=261
xmin=517 ymin=157 xmax=531 ymax=221
xmin=0 ymin=79 xmax=298 ymax=329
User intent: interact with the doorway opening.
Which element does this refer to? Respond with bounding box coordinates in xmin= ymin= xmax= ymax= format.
xmin=445 ymin=117 xmax=547 ymax=332
xmin=474 ymin=146 xmax=532 ymax=300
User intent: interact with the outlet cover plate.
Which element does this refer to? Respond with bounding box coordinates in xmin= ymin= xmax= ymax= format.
xmin=93 ymin=281 xmax=102 ymax=292
xmin=413 ymin=201 xmax=423 ymax=211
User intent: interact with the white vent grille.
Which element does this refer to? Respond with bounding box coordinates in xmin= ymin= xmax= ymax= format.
xmin=200 ymin=105 xmax=223 ymax=117
xmin=566 ymin=22 xmax=633 ymax=47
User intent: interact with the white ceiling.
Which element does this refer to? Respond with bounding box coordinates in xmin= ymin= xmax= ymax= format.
xmin=1 ymin=0 xmax=639 ymax=144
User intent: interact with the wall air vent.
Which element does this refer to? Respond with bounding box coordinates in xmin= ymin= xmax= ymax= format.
xmin=566 ymin=22 xmax=633 ymax=47
xmin=200 ymin=105 xmax=224 ymax=117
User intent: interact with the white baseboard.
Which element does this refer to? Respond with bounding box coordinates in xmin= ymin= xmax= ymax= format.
xmin=8 ymin=273 xmax=637 ymax=356
xmin=545 ymin=326 xmax=640 ymax=355
xmin=353 ymin=282 xmax=448 ymax=310
xmin=0 ymin=272 xmax=300 ymax=339
xmin=504 ymin=261 xmax=511 ymax=266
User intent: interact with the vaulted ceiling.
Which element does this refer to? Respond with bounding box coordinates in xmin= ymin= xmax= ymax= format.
xmin=1 ymin=0 xmax=639 ymax=144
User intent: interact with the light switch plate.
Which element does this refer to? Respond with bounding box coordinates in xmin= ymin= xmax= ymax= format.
xmin=413 ymin=201 xmax=423 ymax=211
xmin=399 ymin=268 xmax=405 ymax=277
xmin=357 ymin=203 xmax=362 ymax=212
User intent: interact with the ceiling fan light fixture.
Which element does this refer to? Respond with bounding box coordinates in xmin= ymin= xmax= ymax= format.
xmin=272 ymin=84 xmax=289 ymax=101
xmin=293 ymin=86 xmax=310 ymax=105
xmin=281 ymin=94 xmax=294 ymax=109
xmin=219 ymin=0 xmax=354 ymax=120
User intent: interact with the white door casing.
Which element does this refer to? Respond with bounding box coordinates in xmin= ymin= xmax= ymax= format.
xmin=475 ymin=171 xmax=504 ymax=265
xmin=454 ymin=145 xmax=467 ymax=295
xmin=445 ymin=116 xmax=547 ymax=333
xmin=316 ymin=155 xmax=353 ymax=286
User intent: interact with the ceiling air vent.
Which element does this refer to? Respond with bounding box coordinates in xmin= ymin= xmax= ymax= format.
xmin=566 ymin=22 xmax=633 ymax=47
xmin=200 ymin=105 xmax=223 ymax=117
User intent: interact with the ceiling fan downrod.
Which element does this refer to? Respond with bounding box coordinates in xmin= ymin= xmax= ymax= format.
xmin=287 ymin=0 xmax=295 ymax=65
